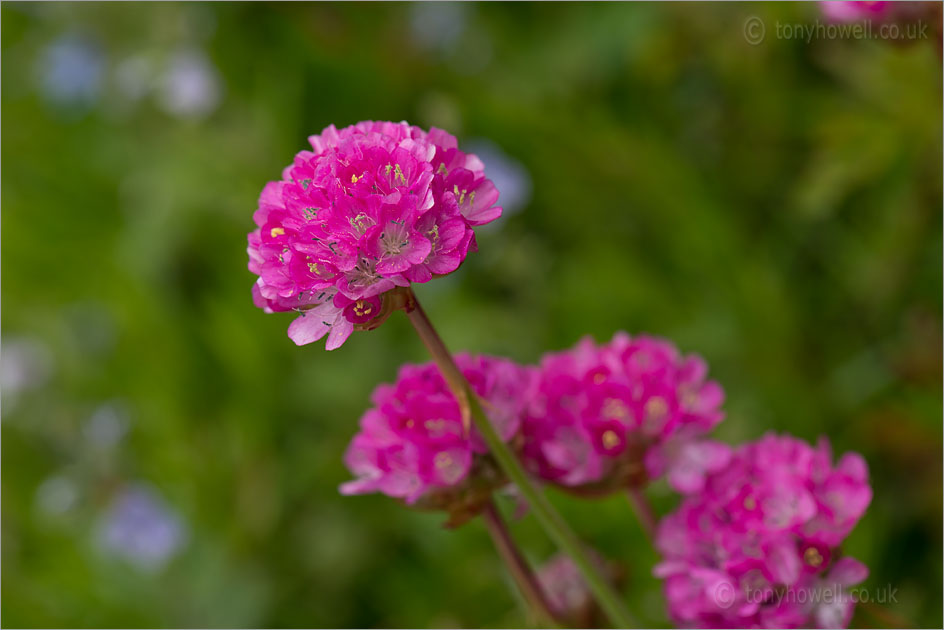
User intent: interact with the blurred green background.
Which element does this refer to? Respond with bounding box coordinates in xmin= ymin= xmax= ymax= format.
xmin=2 ymin=2 xmax=941 ymax=628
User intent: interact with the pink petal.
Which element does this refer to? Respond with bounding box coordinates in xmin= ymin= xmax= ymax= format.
xmin=325 ymin=316 xmax=354 ymax=350
xmin=287 ymin=311 xmax=332 ymax=346
xmin=829 ymin=557 xmax=869 ymax=587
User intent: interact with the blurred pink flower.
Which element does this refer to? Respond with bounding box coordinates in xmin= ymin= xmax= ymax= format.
xmin=248 ymin=121 xmax=501 ymax=349
xmin=653 ymin=433 xmax=872 ymax=628
xmin=520 ymin=332 xmax=725 ymax=492
xmin=820 ymin=1 xmax=891 ymax=22
xmin=340 ymin=354 xmax=533 ymax=505
xmin=536 ymin=551 xmax=618 ymax=624
xmin=645 ymin=436 xmax=732 ymax=495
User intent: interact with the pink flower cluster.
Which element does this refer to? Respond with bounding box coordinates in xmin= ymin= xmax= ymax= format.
xmin=520 ymin=333 xmax=727 ymax=492
xmin=819 ymin=1 xmax=933 ymax=24
xmin=248 ymin=121 xmax=501 ymax=349
xmin=820 ymin=1 xmax=891 ymax=22
xmin=654 ymin=433 xmax=872 ymax=629
xmin=340 ymin=354 xmax=533 ymax=504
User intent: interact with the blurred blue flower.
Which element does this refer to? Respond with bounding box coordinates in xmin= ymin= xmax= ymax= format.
xmin=35 ymin=475 xmax=79 ymax=517
xmin=156 ymin=49 xmax=222 ymax=119
xmin=409 ymin=3 xmax=492 ymax=74
xmin=37 ymin=34 xmax=104 ymax=110
xmin=409 ymin=3 xmax=468 ymax=55
xmin=83 ymin=402 xmax=129 ymax=449
xmin=1 ymin=336 xmax=52 ymax=413
xmin=98 ymin=483 xmax=187 ymax=571
xmin=465 ymin=139 xmax=532 ymax=216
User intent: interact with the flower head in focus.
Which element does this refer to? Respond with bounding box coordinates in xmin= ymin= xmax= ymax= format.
xmin=340 ymin=354 xmax=533 ymax=525
xmin=248 ymin=121 xmax=502 ymax=349
xmin=520 ymin=332 xmax=725 ymax=493
xmin=654 ymin=433 xmax=872 ymax=629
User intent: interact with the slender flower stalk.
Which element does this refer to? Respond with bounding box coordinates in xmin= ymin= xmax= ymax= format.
xmin=481 ymin=500 xmax=561 ymax=627
xmin=404 ymin=287 xmax=635 ymax=629
xmin=625 ymin=488 xmax=656 ymax=542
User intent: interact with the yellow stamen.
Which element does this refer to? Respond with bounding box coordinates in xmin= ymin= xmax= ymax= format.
xmin=804 ymin=547 xmax=824 ymax=568
xmin=645 ymin=396 xmax=668 ymax=420
xmin=602 ymin=398 xmax=630 ymax=421
xmin=270 ymin=227 xmax=285 ymax=238
xmin=601 ymin=429 xmax=621 ymax=450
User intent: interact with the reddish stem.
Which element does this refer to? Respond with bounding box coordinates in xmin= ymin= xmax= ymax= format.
xmin=482 ymin=500 xmax=562 ymax=627
xmin=626 ymin=487 xmax=657 ymax=541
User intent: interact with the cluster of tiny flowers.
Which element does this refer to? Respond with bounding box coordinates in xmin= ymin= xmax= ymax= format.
xmin=340 ymin=354 xmax=534 ymax=506
xmin=520 ymin=333 xmax=727 ymax=493
xmin=654 ymin=433 xmax=872 ymax=629
xmin=820 ymin=0 xmax=891 ymax=21
xmin=248 ymin=121 xmax=501 ymax=349
xmin=342 ymin=333 xmax=727 ymax=507
xmin=820 ymin=0 xmax=933 ymax=23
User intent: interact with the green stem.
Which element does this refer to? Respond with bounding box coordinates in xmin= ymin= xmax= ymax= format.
xmin=482 ymin=499 xmax=562 ymax=628
xmin=403 ymin=287 xmax=635 ymax=628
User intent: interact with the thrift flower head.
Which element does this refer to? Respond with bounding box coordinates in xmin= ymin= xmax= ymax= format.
xmin=340 ymin=354 xmax=533 ymax=523
xmin=248 ymin=121 xmax=501 ymax=349
xmin=520 ymin=332 xmax=725 ymax=493
xmin=820 ymin=0 xmax=937 ymax=26
xmin=820 ymin=1 xmax=891 ymax=22
xmin=654 ymin=433 xmax=872 ymax=629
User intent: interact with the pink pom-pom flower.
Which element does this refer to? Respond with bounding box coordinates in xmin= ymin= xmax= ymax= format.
xmin=520 ymin=332 xmax=727 ymax=494
xmin=248 ymin=121 xmax=502 ymax=350
xmin=820 ymin=1 xmax=936 ymax=29
xmin=820 ymin=1 xmax=892 ymax=22
xmin=340 ymin=354 xmax=533 ymax=524
xmin=654 ymin=433 xmax=872 ymax=629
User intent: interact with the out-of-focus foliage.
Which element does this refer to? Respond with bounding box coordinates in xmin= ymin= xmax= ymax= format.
xmin=2 ymin=2 xmax=940 ymax=628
